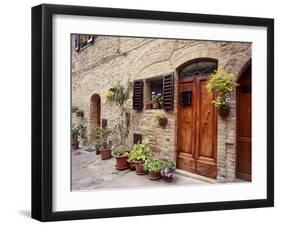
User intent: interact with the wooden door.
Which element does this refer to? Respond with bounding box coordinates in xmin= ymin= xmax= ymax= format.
xmin=177 ymin=75 xmax=217 ymax=179
xmin=236 ymin=66 xmax=252 ymax=181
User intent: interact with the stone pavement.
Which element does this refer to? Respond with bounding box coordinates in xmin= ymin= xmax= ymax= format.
xmin=71 ymin=147 xmax=208 ymax=191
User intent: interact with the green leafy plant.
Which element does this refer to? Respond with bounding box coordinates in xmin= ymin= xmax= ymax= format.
xmin=206 ymin=68 xmax=238 ymax=108
xmin=77 ymin=124 xmax=87 ymax=139
xmin=113 ymin=146 xmax=129 ymax=156
xmin=92 ymin=138 xmax=102 ymax=149
xmin=151 ymin=91 xmax=163 ymax=104
xmin=95 ymin=126 xmax=112 ymax=148
xmin=144 ymin=158 xmax=163 ymax=172
xmin=71 ymin=106 xmax=79 ymax=113
xmin=111 ymin=81 xmax=132 ymax=147
xmin=71 ymin=126 xmax=80 ymax=143
xmin=128 ymin=138 xmax=151 ymax=162
xmin=154 ymin=112 xmax=166 ymax=121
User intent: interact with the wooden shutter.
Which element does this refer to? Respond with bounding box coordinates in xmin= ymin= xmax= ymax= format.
xmin=132 ymin=80 xmax=144 ymax=110
xmin=163 ymin=73 xmax=174 ymax=111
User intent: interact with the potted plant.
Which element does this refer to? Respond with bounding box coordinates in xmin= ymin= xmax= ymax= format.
xmin=76 ymin=109 xmax=84 ymax=118
xmin=77 ymin=124 xmax=87 ymax=147
xmin=144 ymin=157 xmax=163 ymax=180
xmin=113 ymin=146 xmax=130 ymax=170
xmin=151 ymin=92 xmax=163 ymax=109
xmin=127 ymin=152 xmax=136 ymax=171
xmin=145 ymin=101 xmax=153 ymax=109
xmin=71 ymin=106 xmax=79 ymax=113
xmin=71 ymin=126 xmax=80 ymax=150
xmin=160 ymin=159 xmax=176 ymax=182
xmin=128 ymin=138 xmax=151 ymax=175
xmin=96 ymin=126 xmax=112 ymax=160
xmin=154 ymin=112 xmax=168 ymax=128
xmin=92 ymin=139 xmax=102 ymax=155
xmin=105 ymin=88 xmax=115 ymax=100
xmin=206 ymin=68 xmax=238 ymax=118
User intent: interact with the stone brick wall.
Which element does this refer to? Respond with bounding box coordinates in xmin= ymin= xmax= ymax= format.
xmin=71 ymin=35 xmax=251 ymax=182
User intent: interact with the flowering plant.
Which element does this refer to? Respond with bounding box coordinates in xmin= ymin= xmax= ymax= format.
xmin=105 ymin=89 xmax=115 ymax=99
xmin=160 ymin=159 xmax=176 ymax=178
xmin=206 ymin=68 xmax=238 ymax=109
xmin=151 ymin=91 xmax=163 ymax=103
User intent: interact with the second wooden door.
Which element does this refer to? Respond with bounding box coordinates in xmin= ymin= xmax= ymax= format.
xmin=177 ymin=75 xmax=217 ymax=179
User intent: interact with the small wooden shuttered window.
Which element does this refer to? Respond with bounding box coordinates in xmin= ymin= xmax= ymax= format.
xmin=132 ymin=80 xmax=144 ymax=110
xmin=163 ymin=73 xmax=174 ymax=111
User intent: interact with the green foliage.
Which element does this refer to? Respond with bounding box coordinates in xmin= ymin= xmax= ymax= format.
xmin=71 ymin=106 xmax=79 ymax=113
xmin=77 ymin=124 xmax=87 ymax=139
xmin=161 ymin=159 xmax=176 ymax=172
xmin=95 ymin=126 xmax=112 ymax=148
xmin=113 ymin=146 xmax=128 ymax=156
xmin=154 ymin=111 xmax=166 ymax=121
xmin=144 ymin=158 xmax=163 ymax=172
xmin=128 ymin=138 xmax=151 ymax=161
xmin=151 ymin=92 xmax=163 ymax=103
xmin=71 ymin=126 xmax=80 ymax=143
xmin=206 ymin=68 xmax=238 ymax=108
xmin=111 ymin=81 xmax=132 ymax=146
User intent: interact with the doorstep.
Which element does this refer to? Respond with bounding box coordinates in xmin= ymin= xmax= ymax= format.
xmin=175 ymin=169 xmax=217 ymax=184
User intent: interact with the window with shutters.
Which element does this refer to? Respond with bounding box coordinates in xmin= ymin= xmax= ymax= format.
xmin=143 ymin=73 xmax=174 ymax=111
xmin=132 ymin=80 xmax=144 ymax=110
xmin=74 ymin=34 xmax=94 ymax=52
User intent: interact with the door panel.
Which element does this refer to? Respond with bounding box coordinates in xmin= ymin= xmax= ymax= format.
xmin=236 ymin=66 xmax=252 ymax=181
xmin=177 ymin=76 xmax=217 ymax=179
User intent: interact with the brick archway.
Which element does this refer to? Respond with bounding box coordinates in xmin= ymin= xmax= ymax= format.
xmin=90 ymin=94 xmax=101 ymax=141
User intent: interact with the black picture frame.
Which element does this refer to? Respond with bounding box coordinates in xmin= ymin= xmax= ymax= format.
xmin=31 ymin=4 xmax=274 ymax=222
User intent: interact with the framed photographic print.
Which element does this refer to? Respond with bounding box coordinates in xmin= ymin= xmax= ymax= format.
xmin=31 ymin=4 xmax=274 ymax=222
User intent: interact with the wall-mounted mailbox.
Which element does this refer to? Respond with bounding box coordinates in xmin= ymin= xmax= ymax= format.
xmin=181 ymin=91 xmax=192 ymax=105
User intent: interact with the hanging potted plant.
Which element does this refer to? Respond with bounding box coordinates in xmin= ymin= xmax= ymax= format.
xmin=71 ymin=106 xmax=79 ymax=113
xmin=76 ymin=109 xmax=84 ymax=118
xmin=160 ymin=159 xmax=176 ymax=183
xmin=206 ymin=68 xmax=238 ymax=118
xmin=144 ymin=157 xmax=163 ymax=180
xmin=105 ymin=88 xmax=115 ymax=101
xmin=154 ymin=112 xmax=168 ymax=128
xmin=96 ymin=126 xmax=112 ymax=160
xmin=151 ymin=92 xmax=162 ymax=109
xmin=128 ymin=138 xmax=151 ymax=175
xmin=71 ymin=126 xmax=80 ymax=150
xmin=113 ymin=146 xmax=130 ymax=170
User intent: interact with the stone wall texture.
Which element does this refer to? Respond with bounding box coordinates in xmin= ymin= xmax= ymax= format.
xmin=72 ymin=35 xmax=251 ymax=182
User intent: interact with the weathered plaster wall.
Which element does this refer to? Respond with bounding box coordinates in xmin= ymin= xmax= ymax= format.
xmin=71 ymin=35 xmax=251 ymax=182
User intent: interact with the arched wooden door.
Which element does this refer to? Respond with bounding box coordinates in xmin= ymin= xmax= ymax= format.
xmin=90 ymin=94 xmax=101 ymax=140
xmin=236 ymin=65 xmax=252 ymax=181
xmin=177 ymin=60 xmax=218 ymax=179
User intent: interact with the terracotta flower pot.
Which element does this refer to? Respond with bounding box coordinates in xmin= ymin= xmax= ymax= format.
xmin=162 ymin=176 xmax=173 ymax=183
xmin=145 ymin=103 xmax=153 ymax=109
xmin=219 ymin=106 xmax=230 ymax=118
xmin=152 ymin=102 xmax=160 ymax=109
xmin=147 ymin=171 xmax=161 ymax=180
xmin=95 ymin=147 xmax=100 ymax=155
xmin=133 ymin=160 xmax=146 ymax=175
xmin=72 ymin=141 xmax=79 ymax=150
xmin=100 ymin=148 xmax=112 ymax=160
xmin=159 ymin=117 xmax=168 ymax=127
xmin=115 ymin=155 xmax=129 ymax=170
xmin=128 ymin=160 xmax=135 ymax=171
